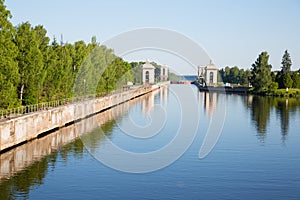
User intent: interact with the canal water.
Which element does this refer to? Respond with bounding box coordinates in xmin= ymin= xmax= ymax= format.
xmin=1 ymin=85 xmax=300 ymax=200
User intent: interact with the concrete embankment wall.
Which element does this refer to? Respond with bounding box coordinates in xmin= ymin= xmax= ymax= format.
xmin=0 ymin=85 xmax=160 ymax=152
xmin=0 ymin=92 xmax=146 ymax=180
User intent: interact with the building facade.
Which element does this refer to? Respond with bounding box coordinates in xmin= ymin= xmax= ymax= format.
xmin=198 ymin=62 xmax=218 ymax=86
xmin=142 ymin=61 xmax=155 ymax=84
xmin=160 ymin=65 xmax=168 ymax=81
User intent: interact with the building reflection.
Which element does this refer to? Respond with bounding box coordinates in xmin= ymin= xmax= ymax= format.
xmin=198 ymin=91 xmax=218 ymax=116
xmin=141 ymin=86 xmax=168 ymax=116
xmin=142 ymin=91 xmax=155 ymax=116
xmin=160 ymin=85 xmax=168 ymax=107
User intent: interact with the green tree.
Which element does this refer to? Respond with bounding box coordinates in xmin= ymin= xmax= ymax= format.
xmin=275 ymin=72 xmax=284 ymax=88
xmin=250 ymin=51 xmax=272 ymax=92
xmin=130 ymin=62 xmax=143 ymax=84
xmin=283 ymin=73 xmax=293 ymax=89
xmin=223 ymin=66 xmax=230 ymax=83
xmin=42 ymin=39 xmax=61 ymax=101
xmin=0 ymin=0 xmax=20 ymax=108
xmin=241 ymin=69 xmax=251 ymax=86
xmin=291 ymin=71 xmax=300 ymax=88
xmin=280 ymin=50 xmax=294 ymax=88
xmin=281 ymin=50 xmax=292 ymax=75
xmin=15 ymin=22 xmax=44 ymax=105
xmin=270 ymin=71 xmax=276 ymax=82
xmin=229 ymin=66 xmax=239 ymax=83
xmin=269 ymin=82 xmax=278 ymax=92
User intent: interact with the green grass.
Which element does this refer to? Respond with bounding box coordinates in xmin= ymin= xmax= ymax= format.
xmin=249 ymin=88 xmax=300 ymax=97
xmin=267 ymin=88 xmax=300 ymax=97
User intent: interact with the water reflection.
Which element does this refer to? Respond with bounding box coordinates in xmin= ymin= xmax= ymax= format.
xmin=245 ymin=95 xmax=300 ymax=142
xmin=197 ymin=90 xmax=300 ymax=143
xmin=0 ymin=130 xmax=84 ymax=199
xmin=142 ymin=91 xmax=155 ymax=115
xmin=0 ymin=91 xmax=157 ymax=199
xmin=160 ymin=85 xmax=168 ymax=107
xmin=1 ymin=86 xmax=300 ymax=200
xmin=197 ymin=91 xmax=218 ymax=116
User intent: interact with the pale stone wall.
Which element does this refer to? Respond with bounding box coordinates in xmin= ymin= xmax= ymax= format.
xmin=0 ymin=85 xmax=154 ymax=152
xmin=0 ymin=92 xmax=148 ymax=180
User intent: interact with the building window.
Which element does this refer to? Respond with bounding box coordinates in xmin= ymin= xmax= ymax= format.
xmin=145 ymin=71 xmax=149 ymax=83
xmin=163 ymin=68 xmax=165 ymax=76
xmin=210 ymin=72 xmax=214 ymax=83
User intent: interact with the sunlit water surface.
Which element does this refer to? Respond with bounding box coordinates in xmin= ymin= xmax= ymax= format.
xmin=1 ymin=85 xmax=299 ymax=200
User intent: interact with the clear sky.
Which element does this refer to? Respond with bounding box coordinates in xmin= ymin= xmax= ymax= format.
xmin=5 ymin=0 xmax=300 ymax=74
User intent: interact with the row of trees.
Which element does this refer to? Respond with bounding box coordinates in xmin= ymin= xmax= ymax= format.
xmin=219 ymin=50 xmax=300 ymax=92
xmin=0 ymin=1 xmax=132 ymax=109
xmin=251 ymin=50 xmax=300 ymax=92
xmin=219 ymin=66 xmax=251 ymax=86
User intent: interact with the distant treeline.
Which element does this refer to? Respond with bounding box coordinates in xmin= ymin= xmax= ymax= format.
xmin=219 ymin=50 xmax=300 ymax=93
xmin=219 ymin=67 xmax=251 ymax=86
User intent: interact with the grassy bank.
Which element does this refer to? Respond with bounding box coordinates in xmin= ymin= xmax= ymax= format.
xmin=250 ymin=88 xmax=300 ymax=97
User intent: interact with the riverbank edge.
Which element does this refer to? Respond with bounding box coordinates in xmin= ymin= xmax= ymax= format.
xmin=192 ymin=81 xmax=300 ymax=98
xmin=249 ymin=88 xmax=300 ymax=98
xmin=0 ymin=82 xmax=170 ymax=153
xmin=192 ymin=81 xmax=249 ymax=94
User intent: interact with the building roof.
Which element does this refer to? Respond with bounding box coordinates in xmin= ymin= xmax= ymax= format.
xmin=206 ymin=63 xmax=218 ymax=70
xmin=206 ymin=60 xmax=218 ymax=70
xmin=143 ymin=61 xmax=155 ymax=69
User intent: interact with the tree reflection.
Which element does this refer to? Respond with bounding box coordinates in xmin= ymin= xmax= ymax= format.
xmin=250 ymin=96 xmax=271 ymax=141
xmin=0 ymin=151 xmax=56 ymax=199
xmin=247 ymin=95 xmax=300 ymax=142
xmin=276 ymin=99 xmax=289 ymax=140
xmin=274 ymin=98 xmax=300 ymax=142
xmin=0 ymin=88 xmax=153 ymax=199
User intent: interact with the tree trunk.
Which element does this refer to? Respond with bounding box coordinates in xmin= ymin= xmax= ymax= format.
xmin=20 ymin=84 xmax=24 ymax=104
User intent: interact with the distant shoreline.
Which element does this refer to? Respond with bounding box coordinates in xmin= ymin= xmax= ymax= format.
xmin=192 ymin=81 xmax=300 ymax=97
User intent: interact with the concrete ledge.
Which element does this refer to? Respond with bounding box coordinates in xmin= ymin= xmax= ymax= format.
xmin=0 ymin=85 xmax=158 ymax=152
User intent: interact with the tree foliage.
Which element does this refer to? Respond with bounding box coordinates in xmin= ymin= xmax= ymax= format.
xmin=0 ymin=0 xmax=20 ymax=108
xmin=219 ymin=66 xmax=251 ymax=86
xmin=250 ymin=51 xmax=272 ymax=92
xmin=0 ymin=1 xmax=136 ymax=109
xmin=279 ymin=50 xmax=294 ymax=89
xmin=281 ymin=50 xmax=292 ymax=76
xmin=291 ymin=71 xmax=300 ymax=88
xmin=15 ymin=22 xmax=44 ymax=105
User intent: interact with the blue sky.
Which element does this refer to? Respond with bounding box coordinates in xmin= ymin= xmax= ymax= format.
xmin=5 ymin=0 xmax=300 ymax=74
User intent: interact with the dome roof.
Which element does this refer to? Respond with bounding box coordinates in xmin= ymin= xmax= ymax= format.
xmin=143 ymin=61 xmax=155 ymax=69
xmin=206 ymin=60 xmax=218 ymax=70
xmin=206 ymin=63 xmax=218 ymax=70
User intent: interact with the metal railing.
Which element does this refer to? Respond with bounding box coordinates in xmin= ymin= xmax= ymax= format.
xmin=0 ymin=85 xmax=149 ymax=122
xmin=0 ymin=98 xmax=74 ymax=121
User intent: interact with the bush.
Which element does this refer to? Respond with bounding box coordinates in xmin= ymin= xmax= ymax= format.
xmin=269 ymin=82 xmax=278 ymax=92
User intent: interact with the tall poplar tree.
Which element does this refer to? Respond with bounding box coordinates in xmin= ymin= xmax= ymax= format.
xmin=281 ymin=50 xmax=292 ymax=75
xmin=281 ymin=50 xmax=293 ymax=88
xmin=0 ymin=0 xmax=20 ymax=108
xmin=15 ymin=22 xmax=44 ymax=105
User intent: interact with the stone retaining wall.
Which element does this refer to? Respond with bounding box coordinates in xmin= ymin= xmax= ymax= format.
xmin=0 ymin=85 xmax=153 ymax=152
